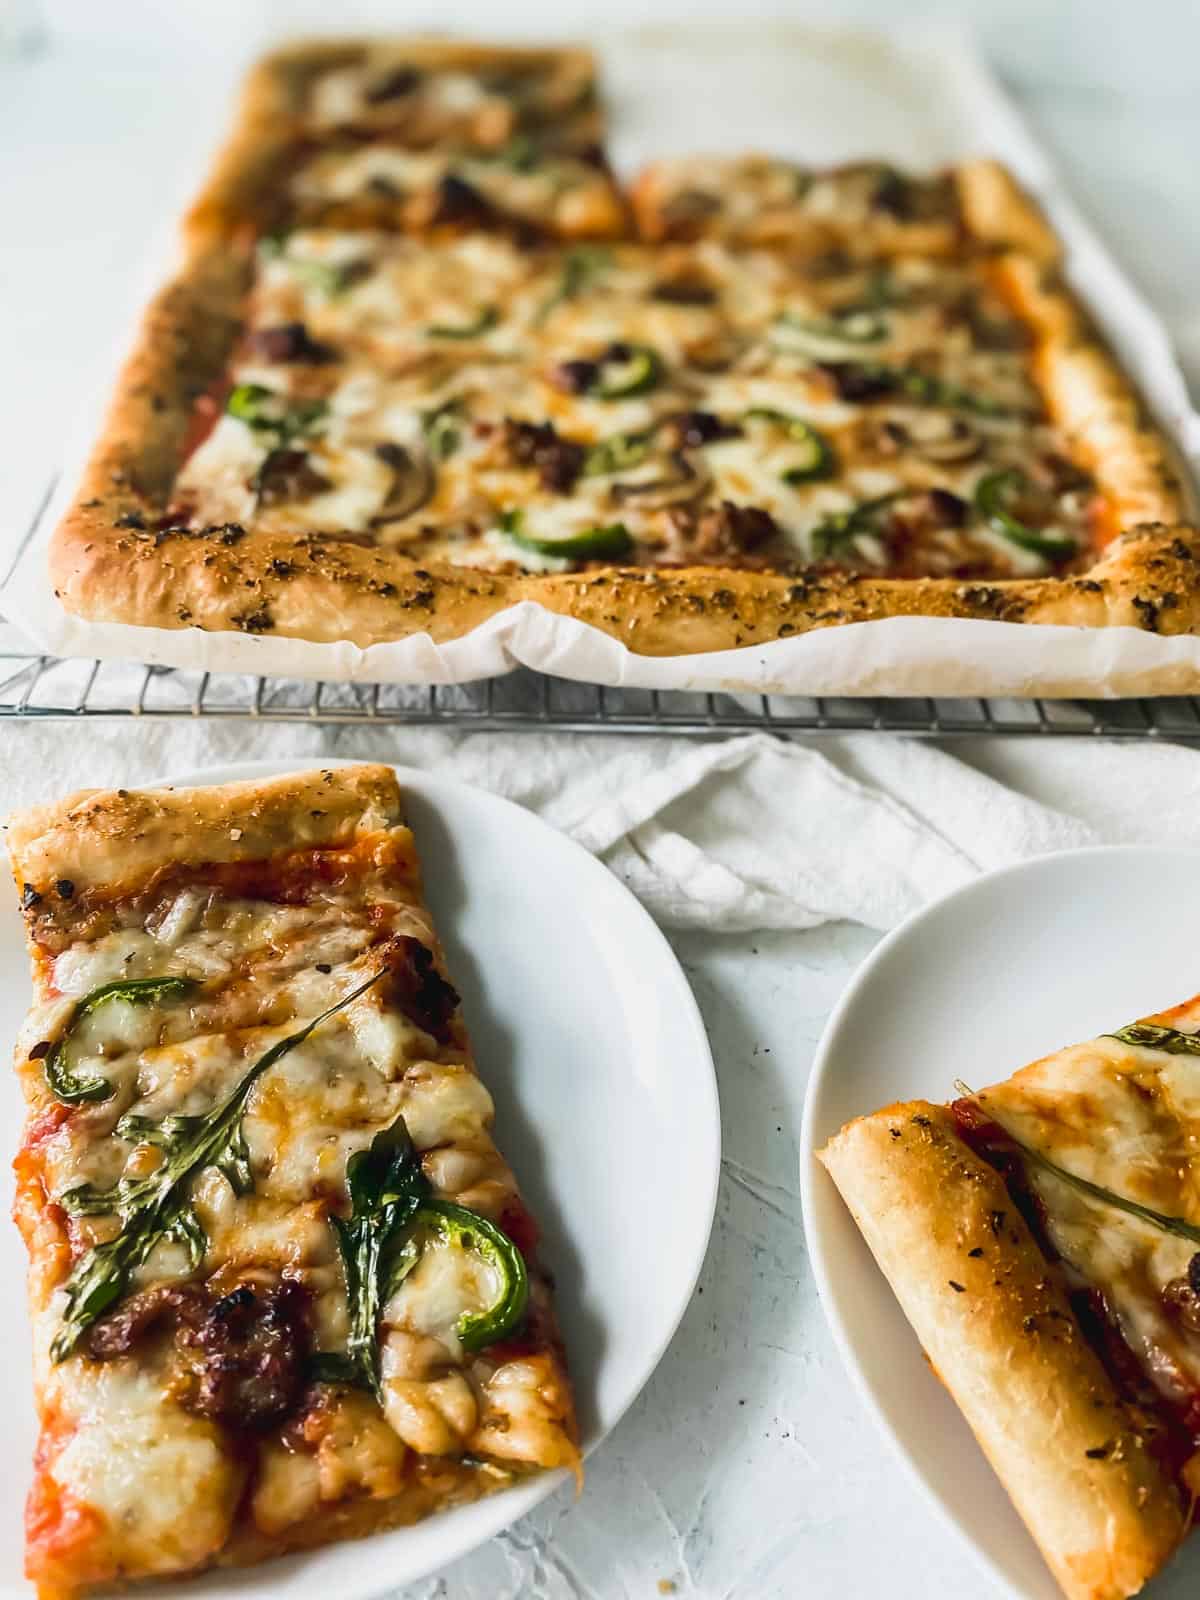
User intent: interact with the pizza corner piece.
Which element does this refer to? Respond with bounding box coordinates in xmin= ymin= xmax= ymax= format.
xmin=4 ymin=764 xmax=578 ymax=1598
xmin=817 ymin=996 xmax=1200 ymax=1600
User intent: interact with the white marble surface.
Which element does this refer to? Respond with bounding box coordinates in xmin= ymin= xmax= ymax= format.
xmin=3 ymin=6 xmax=1200 ymax=1597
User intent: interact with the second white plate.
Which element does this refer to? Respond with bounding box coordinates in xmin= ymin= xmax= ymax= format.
xmin=801 ymin=846 xmax=1200 ymax=1600
xmin=0 ymin=759 xmax=720 ymax=1600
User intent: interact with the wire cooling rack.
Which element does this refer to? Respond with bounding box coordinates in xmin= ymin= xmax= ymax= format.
xmin=3 ymin=625 xmax=1200 ymax=738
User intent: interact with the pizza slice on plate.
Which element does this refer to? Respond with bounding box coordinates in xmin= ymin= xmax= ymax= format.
xmin=5 ymin=765 xmax=577 ymax=1597
xmin=817 ymin=996 xmax=1200 ymax=1599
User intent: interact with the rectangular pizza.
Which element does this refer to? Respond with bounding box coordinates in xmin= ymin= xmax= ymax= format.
xmin=818 ymin=997 xmax=1200 ymax=1599
xmin=44 ymin=35 xmax=1195 ymax=669
xmin=5 ymin=765 xmax=577 ymax=1596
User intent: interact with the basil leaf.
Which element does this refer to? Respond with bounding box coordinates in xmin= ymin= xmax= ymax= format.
xmin=955 ymin=1081 xmax=1200 ymax=1249
xmin=51 ymin=966 xmax=389 ymax=1362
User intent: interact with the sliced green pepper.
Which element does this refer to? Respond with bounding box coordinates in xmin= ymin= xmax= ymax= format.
xmin=41 ymin=977 xmax=198 ymax=1104
xmin=534 ymin=245 xmax=610 ymax=326
xmin=287 ymin=256 xmax=371 ymax=298
xmin=499 ymin=509 xmax=633 ymax=561
xmin=743 ymin=408 xmax=835 ymax=483
xmin=420 ymin=398 xmax=462 ymax=461
xmin=415 ymin=1200 xmax=529 ymax=1352
xmin=427 ymin=305 xmax=499 ymax=340
xmin=226 ymin=383 xmax=328 ymax=443
xmin=591 ymin=344 xmax=662 ymax=401
xmin=776 ymin=309 xmax=888 ymax=346
xmin=810 ymin=490 xmax=911 ymax=559
xmin=974 ymin=468 xmax=1077 ymax=560
xmin=838 ymin=363 xmax=1010 ymax=416
xmin=318 ymin=1113 xmax=530 ymax=1396
xmin=582 ymin=430 xmax=655 ymax=477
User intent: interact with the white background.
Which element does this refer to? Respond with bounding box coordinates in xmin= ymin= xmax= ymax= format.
xmin=3 ymin=4 xmax=1200 ymax=1597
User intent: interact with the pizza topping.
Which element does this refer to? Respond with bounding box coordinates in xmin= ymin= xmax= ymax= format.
xmin=41 ymin=976 xmax=199 ymax=1105
xmin=225 ymin=384 xmax=328 ymax=447
xmin=51 ymin=967 xmax=390 ymax=1361
xmin=741 ymin=408 xmax=835 ymax=483
xmin=771 ymin=308 xmax=889 ymax=361
xmin=246 ymin=323 xmax=340 ymax=365
xmin=255 ymin=448 xmax=333 ymax=507
xmin=315 ymin=1113 xmax=528 ymax=1398
xmin=427 ymin=303 xmax=499 ymax=340
xmin=178 ymin=1281 xmax=311 ymax=1430
xmin=609 ymin=450 xmax=711 ymax=511
xmin=549 ymin=343 xmax=662 ymax=400
xmin=820 ymin=361 xmax=1013 ymax=415
xmin=650 ymin=275 xmax=717 ymax=306
xmin=501 ymin=418 xmax=585 ymax=493
xmin=1110 ymin=1022 xmax=1200 ymax=1057
xmin=535 ymin=244 xmax=609 ymax=324
xmin=498 ymin=508 xmax=633 ymax=561
xmin=588 ymin=341 xmax=662 ymax=400
xmin=974 ymin=468 xmax=1078 ymax=560
xmin=664 ymin=500 xmax=778 ymax=563
xmin=365 ymin=65 xmax=422 ymax=104
xmin=431 ymin=172 xmax=495 ymax=227
xmin=384 ymin=934 xmax=460 ymax=1043
xmin=370 ymin=444 xmax=435 ymax=523
xmin=871 ymin=410 xmax=982 ymax=464
xmin=954 ymin=1081 xmax=1200 ymax=1251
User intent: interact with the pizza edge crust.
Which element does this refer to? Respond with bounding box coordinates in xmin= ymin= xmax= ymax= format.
xmin=4 ymin=763 xmax=403 ymax=895
xmin=45 ymin=156 xmax=1198 ymax=661
xmin=818 ymin=1101 xmax=1186 ymax=1600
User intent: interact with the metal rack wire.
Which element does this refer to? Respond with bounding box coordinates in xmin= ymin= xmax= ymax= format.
xmin=3 ymin=626 xmax=1200 ymax=738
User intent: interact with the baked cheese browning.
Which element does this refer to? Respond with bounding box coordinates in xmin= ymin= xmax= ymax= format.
xmin=955 ymin=994 xmax=1200 ymax=1486
xmin=820 ymin=1104 xmax=1187 ymax=1600
xmin=285 ymin=144 xmax=627 ymax=241
xmin=6 ymin=767 xmax=578 ymax=1595
xmin=166 ymin=232 xmax=1124 ymax=584
xmin=251 ymin=39 xmax=603 ymax=153
xmin=629 ymin=154 xmax=1060 ymax=262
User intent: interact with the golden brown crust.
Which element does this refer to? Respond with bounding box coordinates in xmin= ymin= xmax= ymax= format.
xmin=4 ymin=764 xmax=401 ymax=896
xmin=953 ymin=158 xmax=1061 ymax=262
xmin=819 ymin=1102 xmax=1186 ymax=1600
xmin=994 ymin=252 xmax=1185 ymax=530
xmin=48 ymin=516 xmax=1200 ymax=656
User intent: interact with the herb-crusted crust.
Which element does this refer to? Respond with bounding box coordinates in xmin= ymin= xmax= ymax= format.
xmin=819 ymin=1102 xmax=1186 ymax=1600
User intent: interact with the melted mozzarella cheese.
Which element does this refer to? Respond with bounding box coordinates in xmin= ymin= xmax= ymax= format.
xmin=49 ymin=1365 xmax=243 ymax=1575
xmin=384 ymin=1233 xmax=502 ymax=1358
xmin=982 ymin=1029 xmax=1200 ymax=1413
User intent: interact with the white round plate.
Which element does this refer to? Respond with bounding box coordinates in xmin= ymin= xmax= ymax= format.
xmin=0 ymin=759 xmax=719 ymax=1600
xmin=801 ymin=846 xmax=1200 ymax=1600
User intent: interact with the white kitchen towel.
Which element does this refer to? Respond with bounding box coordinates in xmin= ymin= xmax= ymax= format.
xmin=2 ymin=720 xmax=1198 ymax=932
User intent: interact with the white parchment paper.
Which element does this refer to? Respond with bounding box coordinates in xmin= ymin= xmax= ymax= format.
xmin=8 ymin=21 xmax=1200 ymax=695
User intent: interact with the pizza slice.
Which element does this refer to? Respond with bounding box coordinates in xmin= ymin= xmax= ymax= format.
xmin=630 ymin=154 xmax=1059 ymax=262
xmin=6 ymin=765 xmax=578 ymax=1597
xmin=817 ymin=996 xmax=1200 ymax=1599
xmin=187 ymin=40 xmax=619 ymax=246
xmin=246 ymin=38 xmax=603 ymax=152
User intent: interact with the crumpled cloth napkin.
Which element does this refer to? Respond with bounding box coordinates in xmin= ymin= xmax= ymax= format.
xmin=2 ymin=719 xmax=1197 ymax=932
